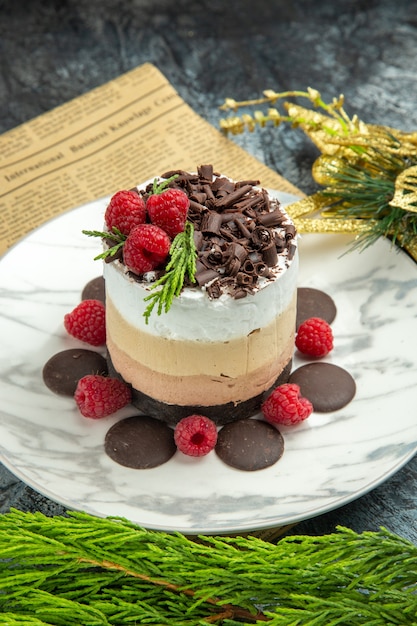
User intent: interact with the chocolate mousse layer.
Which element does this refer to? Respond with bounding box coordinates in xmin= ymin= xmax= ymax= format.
xmin=107 ymin=354 xmax=292 ymax=426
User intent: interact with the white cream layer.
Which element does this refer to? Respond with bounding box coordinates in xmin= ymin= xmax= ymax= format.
xmin=103 ymin=252 xmax=298 ymax=342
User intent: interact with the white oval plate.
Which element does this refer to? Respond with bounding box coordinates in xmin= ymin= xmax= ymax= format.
xmin=0 ymin=192 xmax=416 ymax=535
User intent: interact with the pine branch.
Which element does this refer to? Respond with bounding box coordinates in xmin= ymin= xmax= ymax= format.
xmin=0 ymin=510 xmax=416 ymax=625
xmin=143 ymin=221 xmax=197 ymax=323
xmin=82 ymin=228 xmax=127 ymax=260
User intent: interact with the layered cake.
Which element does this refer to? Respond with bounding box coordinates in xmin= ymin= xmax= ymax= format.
xmin=103 ymin=165 xmax=298 ymax=425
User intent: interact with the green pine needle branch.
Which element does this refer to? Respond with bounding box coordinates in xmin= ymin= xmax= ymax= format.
xmin=82 ymin=227 xmax=127 ymax=261
xmin=0 ymin=509 xmax=416 ymax=625
xmin=143 ymin=221 xmax=197 ymax=323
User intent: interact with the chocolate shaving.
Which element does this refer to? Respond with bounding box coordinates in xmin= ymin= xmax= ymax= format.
xmin=251 ymin=226 xmax=272 ymax=249
xmin=285 ymin=224 xmax=297 ymax=240
xmin=262 ymin=243 xmax=278 ymax=267
xmin=214 ymin=184 xmax=253 ymax=209
xmin=287 ymin=241 xmax=297 ymax=260
xmin=195 ymin=267 xmax=220 ymax=286
xmin=197 ymin=164 xmax=213 ymax=183
xmin=201 ymin=211 xmax=223 ymax=235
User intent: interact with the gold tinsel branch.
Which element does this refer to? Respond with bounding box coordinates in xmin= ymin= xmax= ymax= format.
xmin=220 ymin=89 xmax=417 ymax=261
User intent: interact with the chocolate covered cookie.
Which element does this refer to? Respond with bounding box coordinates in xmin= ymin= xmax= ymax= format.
xmin=105 ymin=415 xmax=177 ymax=469
xmin=81 ymin=276 xmax=105 ymax=303
xmin=215 ymin=418 xmax=284 ymax=470
xmin=43 ymin=348 xmax=108 ymax=396
xmin=289 ymin=362 xmax=356 ymax=412
xmin=296 ymin=287 xmax=337 ymax=329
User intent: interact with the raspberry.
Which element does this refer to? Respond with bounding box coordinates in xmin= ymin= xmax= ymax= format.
xmin=74 ymin=375 xmax=132 ymax=419
xmin=262 ymin=383 xmax=313 ymax=426
xmin=123 ymin=224 xmax=171 ymax=275
xmin=295 ymin=317 xmax=334 ymax=358
xmin=105 ymin=190 xmax=146 ymax=235
xmin=147 ymin=188 xmax=190 ymax=239
xmin=64 ymin=299 xmax=106 ymax=346
xmin=174 ymin=414 xmax=218 ymax=457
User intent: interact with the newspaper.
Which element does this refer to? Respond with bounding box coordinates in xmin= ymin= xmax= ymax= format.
xmin=0 ymin=62 xmax=301 ymax=256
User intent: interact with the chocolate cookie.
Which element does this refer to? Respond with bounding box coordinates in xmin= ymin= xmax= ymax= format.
xmin=296 ymin=287 xmax=337 ymax=329
xmin=81 ymin=276 xmax=105 ymax=303
xmin=43 ymin=349 xmax=108 ymax=395
xmin=215 ymin=419 xmax=284 ymax=471
xmin=105 ymin=415 xmax=176 ymax=469
xmin=289 ymin=362 xmax=356 ymax=412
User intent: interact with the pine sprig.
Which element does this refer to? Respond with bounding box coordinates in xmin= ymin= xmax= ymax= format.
xmin=0 ymin=509 xmax=416 ymax=625
xmin=143 ymin=221 xmax=197 ymax=323
xmin=82 ymin=227 xmax=127 ymax=260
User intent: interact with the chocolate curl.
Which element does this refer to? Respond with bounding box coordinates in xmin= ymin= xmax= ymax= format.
xmin=242 ymin=259 xmax=256 ymax=275
xmin=191 ymin=191 xmax=207 ymax=204
xmin=206 ymin=279 xmax=222 ymax=299
xmin=219 ymin=227 xmax=239 ymax=242
xmin=251 ymin=225 xmax=272 ymax=249
xmin=211 ymin=176 xmax=235 ymax=195
xmin=214 ymin=184 xmax=253 ymax=209
xmin=236 ymin=272 xmax=254 ymax=286
xmin=201 ymin=211 xmax=223 ymax=235
xmin=226 ymin=257 xmax=241 ymax=277
xmin=195 ymin=267 xmax=220 ymax=286
xmin=254 ymin=261 xmax=270 ymax=277
xmin=193 ymin=229 xmax=204 ymax=251
xmin=206 ymin=244 xmax=224 ymax=266
xmin=202 ymin=183 xmax=215 ymax=203
xmin=274 ymin=234 xmax=286 ymax=252
xmin=236 ymin=179 xmax=260 ymax=187
xmin=234 ymin=289 xmax=248 ymax=300
xmin=285 ymin=224 xmax=297 ymax=241
xmin=234 ymin=217 xmax=252 ymax=239
xmin=262 ymin=242 xmax=278 ymax=267
xmin=229 ymin=242 xmax=248 ymax=265
xmin=258 ymin=207 xmax=286 ymax=227
xmin=197 ymin=164 xmax=213 ymax=183
xmin=287 ymin=242 xmax=297 ymax=261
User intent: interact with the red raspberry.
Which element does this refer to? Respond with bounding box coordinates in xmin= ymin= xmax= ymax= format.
xmin=262 ymin=383 xmax=313 ymax=426
xmin=64 ymin=299 xmax=106 ymax=346
xmin=295 ymin=317 xmax=334 ymax=357
xmin=123 ymin=224 xmax=171 ymax=275
xmin=147 ymin=187 xmax=190 ymax=239
xmin=174 ymin=414 xmax=218 ymax=457
xmin=74 ymin=375 xmax=131 ymax=418
xmin=105 ymin=190 xmax=146 ymax=235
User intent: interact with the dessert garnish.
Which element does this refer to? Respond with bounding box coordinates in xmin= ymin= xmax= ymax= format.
xmin=295 ymin=316 xmax=334 ymax=357
xmin=74 ymin=374 xmax=131 ymax=418
xmin=289 ymin=363 xmax=356 ymax=412
xmin=174 ymin=414 xmax=218 ymax=457
xmin=83 ymin=174 xmax=198 ymax=322
xmin=261 ymin=383 xmax=313 ymax=426
xmin=123 ymin=223 xmax=171 ymax=275
xmin=142 ymin=221 xmax=197 ymax=322
xmin=146 ymin=177 xmax=190 ymax=238
xmin=63 ymin=299 xmax=106 ymax=346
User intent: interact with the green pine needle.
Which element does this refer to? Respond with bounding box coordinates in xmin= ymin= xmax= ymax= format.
xmin=0 ymin=509 xmax=416 ymax=625
xmin=143 ymin=221 xmax=197 ymax=323
xmin=82 ymin=228 xmax=127 ymax=260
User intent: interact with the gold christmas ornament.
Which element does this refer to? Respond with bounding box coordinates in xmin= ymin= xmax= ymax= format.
xmin=220 ymin=89 xmax=417 ymax=261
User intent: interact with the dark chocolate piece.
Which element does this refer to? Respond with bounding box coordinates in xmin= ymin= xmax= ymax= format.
xmin=296 ymin=287 xmax=337 ymax=329
xmin=81 ymin=276 xmax=106 ymax=303
xmin=43 ymin=349 xmax=108 ymax=396
xmin=289 ymin=362 xmax=356 ymax=412
xmin=105 ymin=415 xmax=176 ymax=469
xmin=215 ymin=419 xmax=284 ymax=471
